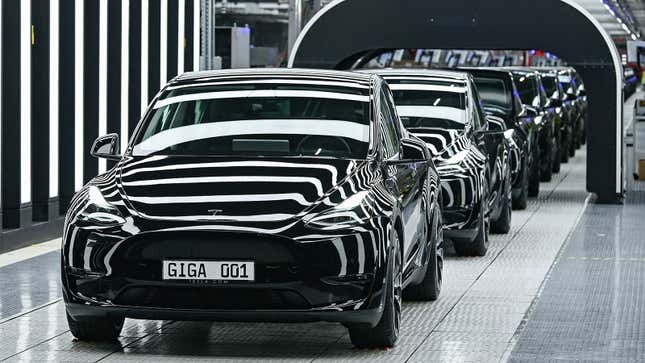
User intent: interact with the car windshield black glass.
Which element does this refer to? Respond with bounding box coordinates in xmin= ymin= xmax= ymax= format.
xmin=513 ymin=75 xmax=539 ymax=107
xmin=558 ymin=74 xmax=573 ymax=93
xmin=473 ymin=77 xmax=512 ymax=114
xmin=390 ymin=88 xmax=467 ymax=130
xmin=541 ymin=76 xmax=560 ymax=99
xmin=131 ymin=84 xmax=371 ymax=159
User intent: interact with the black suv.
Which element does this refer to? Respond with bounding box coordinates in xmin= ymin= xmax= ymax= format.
xmin=465 ymin=67 xmax=539 ymax=206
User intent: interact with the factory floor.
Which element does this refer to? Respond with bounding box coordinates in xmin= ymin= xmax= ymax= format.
xmin=1 ymin=98 xmax=645 ymax=362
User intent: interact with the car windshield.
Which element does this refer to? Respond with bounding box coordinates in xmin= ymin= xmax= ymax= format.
xmin=558 ymin=74 xmax=574 ymax=93
xmin=513 ymin=74 xmax=540 ymax=107
xmin=131 ymin=84 xmax=372 ymax=159
xmin=541 ymin=75 xmax=560 ymax=100
xmin=473 ymin=76 xmax=512 ymax=114
xmin=387 ymin=80 xmax=468 ymax=130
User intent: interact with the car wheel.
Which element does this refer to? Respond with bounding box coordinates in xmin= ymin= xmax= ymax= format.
xmin=540 ymin=131 xmax=554 ymax=182
xmin=66 ymin=311 xmax=124 ymax=342
xmin=491 ymin=178 xmax=512 ymax=234
xmin=552 ymin=132 xmax=562 ymax=173
xmin=453 ymin=186 xmax=489 ymax=257
xmin=405 ymin=206 xmax=443 ymax=301
xmin=569 ymin=131 xmax=577 ymax=157
xmin=561 ymin=134 xmax=570 ymax=163
xmin=512 ymin=155 xmax=528 ymax=210
xmin=348 ymin=231 xmax=402 ymax=348
xmin=581 ymin=122 xmax=586 ymax=145
xmin=528 ymin=145 xmax=540 ymax=197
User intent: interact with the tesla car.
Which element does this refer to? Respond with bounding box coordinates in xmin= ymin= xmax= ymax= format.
xmin=363 ymin=69 xmax=513 ymax=257
xmin=505 ymin=68 xmax=558 ymax=183
xmin=464 ymin=67 xmax=540 ymax=209
xmin=536 ymin=68 xmax=576 ymax=165
xmin=62 ymin=69 xmax=445 ymax=348
xmin=555 ymin=67 xmax=586 ymax=153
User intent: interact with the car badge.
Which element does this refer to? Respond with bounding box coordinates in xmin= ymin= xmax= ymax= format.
xmin=208 ymin=209 xmax=223 ymax=216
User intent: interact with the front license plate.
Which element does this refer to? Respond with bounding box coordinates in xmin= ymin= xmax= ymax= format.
xmin=162 ymin=260 xmax=255 ymax=281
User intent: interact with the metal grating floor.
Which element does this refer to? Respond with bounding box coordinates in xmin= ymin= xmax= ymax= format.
xmin=0 ymin=147 xmax=594 ymax=363
xmin=506 ymin=172 xmax=645 ymax=362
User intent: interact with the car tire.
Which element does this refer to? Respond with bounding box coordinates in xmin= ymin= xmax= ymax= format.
xmin=66 ymin=311 xmax=124 ymax=342
xmin=552 ymin=132 xmax=562 ymax=173
xmin=540 ymin=131 xmax=554 ymax=182
xmin=491 ymin=180 xmax=512 ymax=234
xmin=569 ymin=132 xmax=577 ymax=157
xmin=512 ymin=154 xmax=529 ymax=210
xmin=561 ymin=135 xmax=570 ymax=163
xmin=528 ymin=145 xmax=540 ymax=197
xmin=348 ymin=232 xmax=402 ymax=348
xmin=405 ymin=207 xmax=443 ymax=301
xmin=453 ymin=186 xmax=489 ymax=257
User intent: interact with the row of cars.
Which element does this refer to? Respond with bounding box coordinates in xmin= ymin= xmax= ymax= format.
xmin=60 ymin=65 xmax=586 ymax=349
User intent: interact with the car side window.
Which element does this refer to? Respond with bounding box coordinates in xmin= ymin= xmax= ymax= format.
xmin=530 ymin=77 xmax=541 ymax=108
xmin=537 ymin=78 xmax=548 ymax=108
xmin=383 ymin=87 xmax=404 ymax=140
xmin=470 ymin=84 xmax=487 ymax=130
xmin=379 ymin=89 xmax=400 ymax=159
xmin=512 ymin=82 xmax=524 ymax=117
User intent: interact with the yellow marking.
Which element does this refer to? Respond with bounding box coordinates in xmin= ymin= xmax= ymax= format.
xmin=31 ymin=25 xmax=35 ymax=45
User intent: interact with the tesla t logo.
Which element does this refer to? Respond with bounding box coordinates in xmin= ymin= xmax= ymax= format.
xmin=208 ymin=209 xmax=223 ymax=216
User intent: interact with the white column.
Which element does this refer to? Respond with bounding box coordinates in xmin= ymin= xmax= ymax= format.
xmin=49 ymin=0 xmax=60 ymax=198
xmin=159 ymin=0 xmax=167 ymax=87
xmin=177 ymin=0 xmax=185 ymax=75
xmin=98 ymin=0 xmax=108 ymax=173
xmin=140 ymin=0 xmax=149 ymax=115
xmin=287 ymin=0 xmax=302 ymax=57
xmin=20 ymin=0 xmax=32 ymax=203
xmin=121 ymin=0 xmax=130 ymax=151
xmin=74 ymin=0 xmax=84 ymax=190
xmin=193 ymin=0 xmax=199 ymax=71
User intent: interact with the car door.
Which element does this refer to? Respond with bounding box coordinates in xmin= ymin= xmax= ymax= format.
xmin=471 ymin=81 xmax=504 ymax=206
xmin=379 ymin=87 xmax=423 ymax=267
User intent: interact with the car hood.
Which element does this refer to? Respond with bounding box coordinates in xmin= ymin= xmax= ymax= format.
xmin=116 ymin=156 xmax=368 ymax=224
xmin=406 ymin=127 xmax=466 ymax=162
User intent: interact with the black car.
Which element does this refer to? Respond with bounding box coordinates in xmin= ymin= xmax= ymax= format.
xmin=464 ymin=67 xmax=540 ymax=209
xmin=537 ymin=68 xmax=575 ymax=165
xmin=555 ymin=67 xmax=586 ymax=153
xmin=364 ymin=69 xmax=513 ymax=257
xmin=62 ymin=69 xmax=445 ymax=348
xmin=505 ymin=68 xmax=558 ymax=183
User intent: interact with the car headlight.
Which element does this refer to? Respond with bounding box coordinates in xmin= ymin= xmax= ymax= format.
xmin=77 ymin=186 xmax=126 ymax=227
xmin=305 ymin=191 xmax=371 ymax=229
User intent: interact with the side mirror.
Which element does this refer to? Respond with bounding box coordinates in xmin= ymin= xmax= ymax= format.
xmin=485 ymin=116 xmax=506 ymax=132
xmin=91 ymin=133 xmax=121 ymax=161
xmin=400 ymin=138 xmax=428 ymax=161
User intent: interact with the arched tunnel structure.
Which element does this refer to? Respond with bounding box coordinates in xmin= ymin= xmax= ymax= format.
xmin=289 ymin=0 xmax=624 ymax=203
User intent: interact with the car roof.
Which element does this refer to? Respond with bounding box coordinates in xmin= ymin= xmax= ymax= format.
xmin=458 ymin=67 xmax=515 ymax=78
xmin=501 ymin=67 xmax=540 ymax=76
xmin=171 ymin=68 xmax=375 ymax=88
xmin=357 ymin=68 xmax=469 ymax=82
